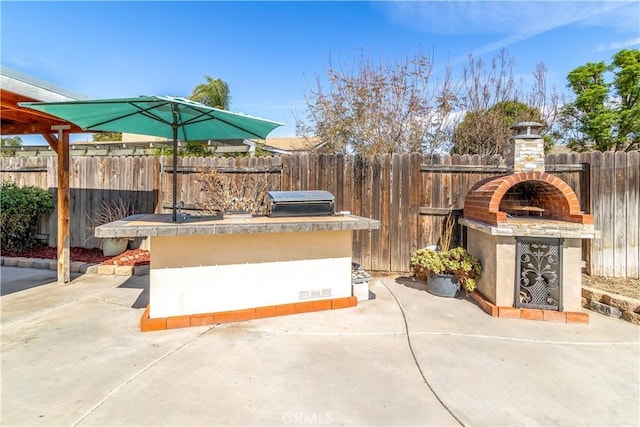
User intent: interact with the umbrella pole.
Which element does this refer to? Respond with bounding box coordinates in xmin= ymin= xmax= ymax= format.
xmin=172 ymin=125 xmax=178 ymax=222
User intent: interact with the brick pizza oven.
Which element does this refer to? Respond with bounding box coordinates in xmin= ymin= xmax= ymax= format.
xmin=459 ymin=123 xmax=596 ymax=323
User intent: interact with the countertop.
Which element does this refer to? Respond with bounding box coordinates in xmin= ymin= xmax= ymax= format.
xmin=95 ymin=213 xmax=380 ymax=238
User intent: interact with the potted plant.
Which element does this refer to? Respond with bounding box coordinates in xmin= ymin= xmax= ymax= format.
xmin=410 ymin=246 xmax=482 ymax=297
xmin=85 ymin=199 xmax=136 ymax=256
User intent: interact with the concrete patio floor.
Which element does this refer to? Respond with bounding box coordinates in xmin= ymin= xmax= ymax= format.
xmin=1 ymin=266 xmax=638 ymax=426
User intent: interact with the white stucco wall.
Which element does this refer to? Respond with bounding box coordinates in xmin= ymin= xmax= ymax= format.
xmin=148 ymin=230 xmax=353 ymax=318
xmin=466 ymin=229 xmax=584 ymax=311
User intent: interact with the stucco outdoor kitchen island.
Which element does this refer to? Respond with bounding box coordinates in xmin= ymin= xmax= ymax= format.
xmin=96 ymin=213 xmax=379 ymax=330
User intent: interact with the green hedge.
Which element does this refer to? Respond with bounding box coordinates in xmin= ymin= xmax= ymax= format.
xmin=1 ymin=181 xmax=54 ymax=252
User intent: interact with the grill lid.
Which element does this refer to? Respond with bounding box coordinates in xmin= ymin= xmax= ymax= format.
xmin=267 ymin=190 xmax=335 ymax=217
xmin=267 ymin=190 xmax=334 ymax=203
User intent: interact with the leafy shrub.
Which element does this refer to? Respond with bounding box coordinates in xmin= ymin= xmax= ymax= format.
xmin=410 ymin=246 xmax=482 ymax=293
xmin=1 ymin=181 xmax=54 ymax=252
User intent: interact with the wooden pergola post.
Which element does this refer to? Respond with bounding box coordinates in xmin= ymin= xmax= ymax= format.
xmin=50 ymin=125 xmax=71 ymax=283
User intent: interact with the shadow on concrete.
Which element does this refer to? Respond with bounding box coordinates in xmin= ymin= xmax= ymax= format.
xmin=117 ymin=274 xmax=149 ymax=308
xmin=395 ymin=276 xmax=429 ymax=292
xmin=0 ymin=266 xmax=81 ymax=296
xmin=395 ymin=275 xmax=482 ymax=306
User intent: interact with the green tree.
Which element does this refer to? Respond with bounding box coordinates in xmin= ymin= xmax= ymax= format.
xmin=1 ymin=136 xmax=23 ymax=156
xmin=190 ymin=76 xmax=231 ymax=109
xmin=153 ymin=142 xmax=214 ymax=157
xmin=561 ymin=49 xmax=639 ymax=152
xmin=452 ymin=101 xmax=549 ymax=156
xmin=92 ymin=132 xmax=122 ymax=142
xmin=1 ymin=136 xmax=23 ymax=147
xmin=182 ymin=141 xmax=213 ymax=157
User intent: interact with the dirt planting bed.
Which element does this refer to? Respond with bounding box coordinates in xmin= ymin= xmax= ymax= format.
xmin=1 ymin=245 xmax=150 ymax=267
xmin=582 ymin=274 xmax=639 ymax=300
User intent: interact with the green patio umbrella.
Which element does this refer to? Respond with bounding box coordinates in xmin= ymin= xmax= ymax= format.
xmin=20 ymin=95 xmax=283 ymax=221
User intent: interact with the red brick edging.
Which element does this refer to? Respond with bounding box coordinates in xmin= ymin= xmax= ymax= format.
xmin=140 ymin=296 xmax=358 ymax=332
xmin=470 ymin=290 xmax=589 ymax=324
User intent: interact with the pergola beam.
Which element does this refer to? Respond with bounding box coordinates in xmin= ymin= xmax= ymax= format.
xmin=0 ymin=89 xmax=84 ymax=135
xmin=41 ymin=133 xmax=59 ymax=154
xmin=1 ymin=122 xmax=82 ymax=136
xmin=50 ymin=125 xmax=71 ymax=283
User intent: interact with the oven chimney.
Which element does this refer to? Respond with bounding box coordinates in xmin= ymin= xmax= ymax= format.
xmin=505 ymin=122 xmax=545 ymax=173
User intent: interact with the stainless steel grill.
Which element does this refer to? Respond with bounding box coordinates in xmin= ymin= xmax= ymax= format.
xmin=267 ymin=190 xmax=335 ymax=217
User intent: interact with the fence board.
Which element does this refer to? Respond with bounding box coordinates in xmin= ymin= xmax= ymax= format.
xmin=370 ymin=156 xmax=382 ymax=270
xmin=601 ymin=152 xmax=616 ymax=276
xmin=291 ymin=153 xmax=301 ymax=191
xmin=348 ymin=156 xmax=360 ymax=264
xmin=389 ymin=154 xmax=402 ymax=271
xmin=409 ymin=153 xmax=422 ymax=259
xmin=580 ymin=152 xmax=592 ymax=274
xmin=614 ymin=152 xmax=627 ymax=277
xmin=419 ymin=155 xmax=432 ymax=249
xmin=72 ymin=158 xmax=84 ymax=248
xmin=398 ymin=154 xmax=412 ymax=271
xmin=428 ymin=154 xmax=443 ymax=247
xmin=379 ymin=155 xmax=392 ymax=271
xmin=341 ymin=155 xmax=353 ymax=213
xmin=302 ymin=153 xmax=311 ymax=190
xmin=360 ymin=156 xmax=373 ymax=270
xmin=626 ymin=151 xmax=639 ymax=278
xmin=589 ymin=152 xmax=603 ymax=276
xmin=327 ymin=154 xmax=338 ymax=197
xmin=333 ymin=155 xmax=343 ymax=210
xmin=281 ymin=154 xmax=291 ymax=191
xmin=450 ymin=154 xmax=461 ymax=208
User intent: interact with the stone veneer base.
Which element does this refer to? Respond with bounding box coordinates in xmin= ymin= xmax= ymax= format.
xmin=470 ymin=290 xmax=589 ymax=324
xmin=140 ymin=296 xmax=358 ymax=332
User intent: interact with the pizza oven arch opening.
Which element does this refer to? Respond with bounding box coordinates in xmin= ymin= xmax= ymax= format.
xmin=463 ymin=171 xmax=588 ymax=226
xmin=500 ymin=178 xmax=574 ymax=221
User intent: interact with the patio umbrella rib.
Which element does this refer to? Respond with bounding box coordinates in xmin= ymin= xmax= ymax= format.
xmin=185 ymin=114 xmax=266 ymax=140
xmin=83 ymin=107 xmax=174 ymax=130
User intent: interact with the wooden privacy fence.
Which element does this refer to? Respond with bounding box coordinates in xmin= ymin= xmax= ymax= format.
xmin=1 ymin=151 xmax=638 ymax=278
xmin=588 ymin=151 xmax=639 ymax=279
xmin=0 ymin=156 xmax=158 ymax=249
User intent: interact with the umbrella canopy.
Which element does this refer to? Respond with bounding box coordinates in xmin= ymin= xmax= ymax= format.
xmin=20 ymin=95 xmax=283 ymax=221
xmin=19 ymin=95 xmax=282 ymax=141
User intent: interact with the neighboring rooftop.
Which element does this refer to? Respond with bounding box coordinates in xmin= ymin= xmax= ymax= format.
xmin=259 ymin=136 xmax=321 ymax=154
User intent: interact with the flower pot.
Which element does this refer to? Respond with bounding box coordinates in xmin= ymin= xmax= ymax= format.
xmin=102 ymin=238 xmax=128 ymax=257
xmin=427 ymin=273 xmax=460 ymax=297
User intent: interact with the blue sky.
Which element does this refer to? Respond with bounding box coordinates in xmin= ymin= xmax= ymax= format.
xmin=2 ymin=1 xmax=639 ymax=143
